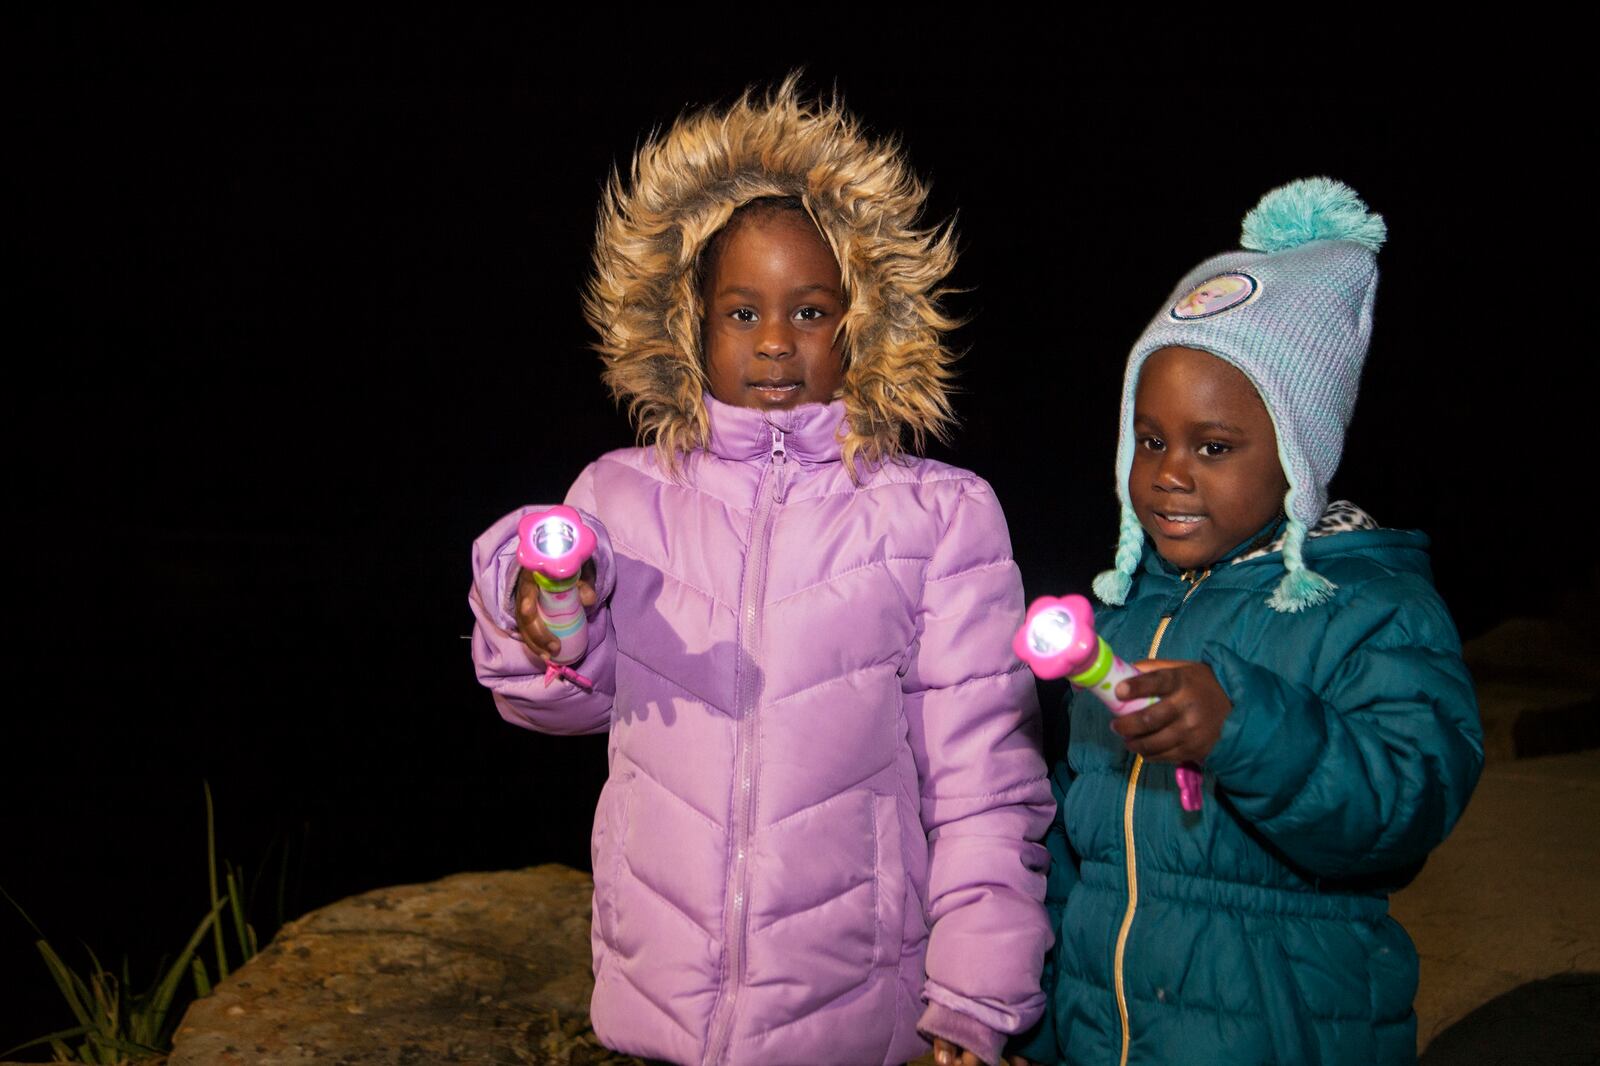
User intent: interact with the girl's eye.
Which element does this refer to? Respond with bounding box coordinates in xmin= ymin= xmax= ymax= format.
xmin=1138 ymin=435 xmax=1165 ymax=452
xmin=795 ymin=306 xmax=826 ymax=322
xmin=1200 ymin=442 xmax=1232 ymax=457
xmin=730 ymin=308 xmax=757 ymax=323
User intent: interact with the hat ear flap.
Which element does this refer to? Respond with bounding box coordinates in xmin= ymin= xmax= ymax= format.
xmin=1266 ymin=517 xmax=1337 ymax=612
xmin=1093 ymin=506 xmax=1145 ymax=606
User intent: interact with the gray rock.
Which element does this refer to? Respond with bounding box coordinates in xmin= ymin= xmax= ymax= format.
xmin=169 ymin=865 xmax=643 ymax=1065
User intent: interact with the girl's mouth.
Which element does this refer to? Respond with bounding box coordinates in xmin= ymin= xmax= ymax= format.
xmin=1153 ymin=511 xmax=1206 ymax=537
xmin=749 ymin=381 xmax=802 ymax=403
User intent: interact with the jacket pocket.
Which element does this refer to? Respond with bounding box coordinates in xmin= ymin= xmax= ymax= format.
xmin=591 ymin=770 xmax=633 ymax=950
xmin=872 ymin=792 xmax=907 ymax=968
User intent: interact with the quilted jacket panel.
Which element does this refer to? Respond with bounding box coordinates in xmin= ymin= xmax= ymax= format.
xmin=470 ymin=397 xmax=1051 ymax=1065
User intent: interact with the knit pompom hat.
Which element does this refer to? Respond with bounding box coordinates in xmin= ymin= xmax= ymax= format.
xmin=1092 ymin=177 xmax=1386 ymax=613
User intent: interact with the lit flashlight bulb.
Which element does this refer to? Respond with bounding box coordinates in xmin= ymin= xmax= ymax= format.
xmin=1012 ymin=595 xmax=1099 ymax=680
xmin=1014 ymin=594 xmax=1204 ymax=812
xmin=1027 ymin=608 xmax=1069 ymax=652
xmin=516 ymin=505 xmax=597 ymax=665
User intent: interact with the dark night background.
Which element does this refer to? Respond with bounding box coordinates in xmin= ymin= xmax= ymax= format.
xmin=5 ymin=14 xmax=1573 ymax=1054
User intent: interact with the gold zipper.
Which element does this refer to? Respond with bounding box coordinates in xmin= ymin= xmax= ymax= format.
xmin=1113 ymin=569 xmax=1209 ymax=1066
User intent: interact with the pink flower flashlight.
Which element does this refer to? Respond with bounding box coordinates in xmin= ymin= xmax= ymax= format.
xmin=1013 ymin=594 xmax=1204 ymax=812
xmin=516 ymin=506 xmax=597 ymax=672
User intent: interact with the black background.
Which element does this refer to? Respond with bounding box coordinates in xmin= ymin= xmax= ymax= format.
xmin=5 ymin=13 xmax=1570 ymax=1054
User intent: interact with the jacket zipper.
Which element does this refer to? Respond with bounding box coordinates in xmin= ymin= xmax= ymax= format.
xmin=1114 ymin=568 xmax=1209 ymax=1066
xmin=703 ymin=426 xmax=788 ymax=1066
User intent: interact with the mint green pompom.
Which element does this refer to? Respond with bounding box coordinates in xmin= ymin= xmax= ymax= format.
xmin=1241 ymin=178 xmax=1387 ymax=254
xmin=1092 ymin=567 xmax=1132 ymax=607
xmin=1266 ymin=565 xmax=1337 ymax=613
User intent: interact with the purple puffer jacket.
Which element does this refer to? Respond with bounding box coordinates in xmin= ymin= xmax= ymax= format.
xmin=470 ymin=397 xmax=1051 ymax=1065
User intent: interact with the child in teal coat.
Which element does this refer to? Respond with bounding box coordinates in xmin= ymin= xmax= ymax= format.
xmin=1014 ymin=180 xmax=1483 ymax=1065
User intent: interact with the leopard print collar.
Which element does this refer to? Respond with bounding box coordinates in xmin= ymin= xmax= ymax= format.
xmin=1232 ymin=500 xmax=1378 ymax=565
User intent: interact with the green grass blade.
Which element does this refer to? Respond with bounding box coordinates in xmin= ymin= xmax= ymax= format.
xmin=0 ymin=882 xmax=49 ymax=939
xmin=87 ymin=974 xmax=116 ymax=1037
xmin=86 ymin=1030 xmax=165 ymax=1058
xmin=0 ymin=1023 xmax=92 ymax=1060
xmin=205 ymin=781 xmax=229 ymax=982
xmin=35 ymin=939 xmax=93 ymax=1026
xmin=148 ymin=897 xmax=224 ymax=1026
xmin=80 ymin=946 xmax=119 ymax=1032
xmin=226 ymin=867 xmax=251 ymax=961
xmin=83 ymin=1029 xmax=114 ymax=1065
xmin=191 ymin=956 xmax=212 ymax=998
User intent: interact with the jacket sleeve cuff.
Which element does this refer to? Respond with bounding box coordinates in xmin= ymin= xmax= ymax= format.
xmin=918 ymin=1003 xmax=1005 ymax=1066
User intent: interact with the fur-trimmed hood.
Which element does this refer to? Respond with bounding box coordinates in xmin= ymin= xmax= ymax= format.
xmin=584 ymin=75 xmax=961 ymax=477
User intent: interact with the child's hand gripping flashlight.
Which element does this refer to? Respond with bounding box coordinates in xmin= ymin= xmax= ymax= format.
xmin=1013 ymin=594 xmax=1204 ymax=812
xmin=516 ymin=505 xmax=597 ymax=687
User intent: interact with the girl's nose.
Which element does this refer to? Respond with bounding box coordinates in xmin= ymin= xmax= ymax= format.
xmin=1154 ymin=452 xmax=1194 ymax=491
xmin=757 ymin=320 xmax=794 ymax=358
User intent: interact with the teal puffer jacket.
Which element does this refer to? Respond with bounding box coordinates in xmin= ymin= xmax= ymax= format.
xmin=1022 ymin=528 xmax=1483 ymax=1065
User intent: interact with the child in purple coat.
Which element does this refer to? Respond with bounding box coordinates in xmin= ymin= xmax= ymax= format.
xmin=468 ymin=79 xmax=1050 ymax=1066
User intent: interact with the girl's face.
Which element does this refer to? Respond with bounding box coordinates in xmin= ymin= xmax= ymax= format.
xmin=1129 ymin=346 xmax=1288 ymax=570
xmin=702 ymin=212 xmax=846 ymax=411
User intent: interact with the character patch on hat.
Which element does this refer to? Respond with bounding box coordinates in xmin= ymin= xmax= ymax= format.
xmin=1171 ymin=272 xmax=1259 ymax=320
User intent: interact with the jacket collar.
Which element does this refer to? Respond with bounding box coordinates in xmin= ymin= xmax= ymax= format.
xmin=1138 ymin=518 xmax=1431 ymax=586
xmin=704 ymin=393 xmax=846 ymax=465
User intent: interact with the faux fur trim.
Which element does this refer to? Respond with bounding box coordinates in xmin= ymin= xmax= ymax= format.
xmin=584 ymin=73 xmax=961 ymax=479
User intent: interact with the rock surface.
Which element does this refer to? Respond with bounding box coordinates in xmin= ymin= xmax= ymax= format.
xmin=1392 ymin=749 xmax=1600 ymax=1061
xmin=169 ymin=865 xmax=641 ymax=1065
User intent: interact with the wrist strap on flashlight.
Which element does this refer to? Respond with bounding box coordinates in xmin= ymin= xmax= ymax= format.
xmin=542 ymin=661 xmax=594 ymax=690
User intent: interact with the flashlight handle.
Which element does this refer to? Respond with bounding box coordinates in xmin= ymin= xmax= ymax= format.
xmin=1075 ymin=640 xmax=1204 ymax=812
xmin=533 ymin=571 xmax=589 ymax=665
xmin=1073 ymin=645 xmax=1153 ymax=715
